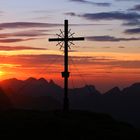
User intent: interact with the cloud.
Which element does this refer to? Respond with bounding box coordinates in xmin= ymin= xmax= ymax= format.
xmin=0 ymin=30 xmax=49 ymax=38
xmin=86 ymin=35 xmax=140 ymax=42
xmin=66 ymin=12 xmax=140 ymax=27
xmin=79 ymin=12 xmax=140 ymax=21
xmin=10 ymin=30 xmax=49 ymax=37
xmin=0 ymin=30 xmax=49 ymax=43
xmin=109 ymin=60 xmax=140 ymax=69
xmin=124 ymin=28 xmax=140 ymax=34
xmin=0 ymin=38 xmax=39 ymax=43
xmin=0 ymin=54 xmax=140 ymax=70
xmin=0 ymin=54 xmax=99 ymax=67
xmin=0 ymin=46 xmax=46 ymax=51
xmin=0 ymin=21 xmax=106 ymax=31
xmin=0 ymin=55 xmax=63 ymax=69
xmin=123 ymin=19 xmax=140 ymax=26
xmin=118 ymin=46 xmax=125 ymax=48
xmin=68 ymin=50 xmax=78 ymax=52
xmin=65 ymin=12 xmax=77 ymax=16
xmin=102 ymin=47 xmax=110 ymax=49
xmin=0 ymin=22 xmax=63 ymax=30
xmin=69 ymin=0 xmax=111 ymax=7
xmin=102 ymin=46 xmax=126 ymax=49
xmin=129 ymin=4 xmax=140 ymax=11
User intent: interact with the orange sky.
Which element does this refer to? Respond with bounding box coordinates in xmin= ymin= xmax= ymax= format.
xmin=0 ymin=51 xmax=139 ymax=92
xmin=0 ymin=0 xmax=140 ymax=92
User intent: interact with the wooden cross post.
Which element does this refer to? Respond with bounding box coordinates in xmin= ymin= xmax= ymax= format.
xmin=49 ymin=20 xmax=84 ymax=112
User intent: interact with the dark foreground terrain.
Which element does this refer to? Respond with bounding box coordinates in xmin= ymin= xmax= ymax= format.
xmin=1 ymin=78 xmax=140 ymax=128
xmin=0 ymin=110 xmax=139 ymax=139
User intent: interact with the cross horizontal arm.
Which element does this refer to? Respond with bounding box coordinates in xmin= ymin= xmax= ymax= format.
xmin=68 ymin=37 xmax=85 ymax=41
xmin=49 ymin=37 xmax=85 ymax=42
xmin=49 ymin=38 xmax=64 ymax=42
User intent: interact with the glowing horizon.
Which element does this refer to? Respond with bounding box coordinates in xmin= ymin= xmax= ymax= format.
xmin=0 ymin=0 xmax=139 ymax=92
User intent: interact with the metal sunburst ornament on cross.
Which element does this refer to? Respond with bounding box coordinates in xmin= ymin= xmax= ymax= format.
xmin=49 ymin=20 xmax=85 ymax=112
xmin=56 ymin=28 xmax=76 ymax=50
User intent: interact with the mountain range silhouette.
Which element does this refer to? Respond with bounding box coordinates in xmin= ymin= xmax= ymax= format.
xmin=0 ymin=77 xmax=140 ymax=128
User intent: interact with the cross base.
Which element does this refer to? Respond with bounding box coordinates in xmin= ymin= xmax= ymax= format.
xmin=61 ymin=72 xmax=70 ymax=78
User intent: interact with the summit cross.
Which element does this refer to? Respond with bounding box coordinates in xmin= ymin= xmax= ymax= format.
xmin=49 ymin=20 xmax=85 ymax=112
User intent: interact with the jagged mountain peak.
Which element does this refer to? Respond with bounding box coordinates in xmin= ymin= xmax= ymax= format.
xmin=104 ymin=86 xmax=121 ymax=96
xmin=131 ymin=83 xmax=140 ymax=88
xmin=25 ymin=77 xmax=37 ymax=82
xmin=2 ymin=78 xmax=19 ymax=83
xmin=38 ymin=78 xmax=48 ymax=84
xmin=122 ymin=82 xmax=140 ymax=95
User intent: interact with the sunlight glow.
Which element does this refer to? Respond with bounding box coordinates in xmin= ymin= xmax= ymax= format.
xmin=0 ymin=71 xmax=5 ymax=76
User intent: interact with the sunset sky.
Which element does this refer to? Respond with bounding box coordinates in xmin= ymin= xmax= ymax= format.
xmin=0 ymin=0 xmax=140 ymax=92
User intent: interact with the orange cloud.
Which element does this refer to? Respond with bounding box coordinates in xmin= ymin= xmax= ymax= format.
xmin=0 ymin=38 xmax=41 ymax=43
xmin=0 ymin=46 xmax=47 ymax=51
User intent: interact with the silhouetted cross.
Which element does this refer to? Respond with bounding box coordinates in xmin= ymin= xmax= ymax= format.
xmin=49 ymin=20 xmax=84 ymax=112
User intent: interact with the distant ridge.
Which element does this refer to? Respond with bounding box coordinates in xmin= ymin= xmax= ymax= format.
xmin=104 ymin=87 xmax=121 ymax=96
xmin=0 ymin=78 xmax=140 ymax=127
